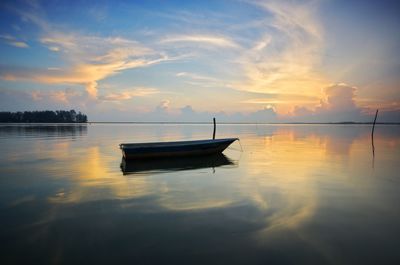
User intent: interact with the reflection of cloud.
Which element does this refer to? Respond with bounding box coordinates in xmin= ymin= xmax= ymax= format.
xmin=240 ymin=131 xmax=322 ymax=234
xmin=47 ymin=142 xmax=238 ymax=210
xmin=49 ymin=146 xmax=153 ymax=203
xmin=160 ymin=198 xmax=233 ymax=211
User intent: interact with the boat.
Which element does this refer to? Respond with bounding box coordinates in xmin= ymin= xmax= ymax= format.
xmin=119 ymin=138 xmax=238 ymax=160
xmin=120 ymin=153 xmax=235 ymax=174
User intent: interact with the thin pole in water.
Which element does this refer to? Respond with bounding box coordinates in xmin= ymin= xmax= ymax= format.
xmin=371 ymin=109 xmax=378 ymax=158
xmin=371 ymin=109 xmax=379 ymax=138
xmin=213 ymin=117 xmax=216 ymax=140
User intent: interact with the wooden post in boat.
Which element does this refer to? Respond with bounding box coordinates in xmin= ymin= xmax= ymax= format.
xmin=213 ymin=117 xmax=216 ymax=140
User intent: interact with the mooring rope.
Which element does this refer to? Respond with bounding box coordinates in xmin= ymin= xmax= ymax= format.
xmin=227 ymin=139 xmax=243 ymax=152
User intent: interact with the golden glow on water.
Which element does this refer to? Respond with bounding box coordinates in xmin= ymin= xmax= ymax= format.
xmin=41 ymin=125 xmax=399 ymax=222
xmin=238 ymin=130 xmax=325 ymax=233
xmin=49 ymin=145 xmax=157 ymax=203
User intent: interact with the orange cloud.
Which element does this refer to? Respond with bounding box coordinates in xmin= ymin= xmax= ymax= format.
xmin=284 ymin=83 xmax=365 ymax=122
xmin=320 ymin=83 xmax=358 ymax=111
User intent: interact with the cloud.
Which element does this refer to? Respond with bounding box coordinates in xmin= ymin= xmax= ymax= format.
xmin=237 ymin=107 xmax=277 ymax=122
xmin=1 ymin=33 xmax=170 ymax=98
xmin=1 ymin=3 xmax=171 ymax=99
xmin=30 ymin=90 xmax=43 ymax=101
xmin=175 ymin=71 xmax=234 ymax=90
xmin=157 ymin=99 xmax=170 ymax=112
xmin=175 ymin=71 xmax=220 ymax=84
xmin=243 ymin=93 xmax=320 ymax=105
xmin=48 ymin=46 xmax=60 ymax=52
xmin=291 ymin=106 xmax=314 ymax=117
xmin=29 ymin=87 xmax=82 ymax=104
xmin=0 ymin=34 xmax=29 ymax=48
xmin=183 ymin=105 xmax=278 ymax=123
xmin=176 ymin=72 xmax=216 ymax=81
xmin=10 ymin=41 xmax=29 ymax=48
xmin=284 ymin=83 xmax=366 ymax=122
xmin=178 ymin=103 xmax=278 ymax=123
xmin=0 ymin=87 xmax=85 ymax=111
xmin=319 ymin=83 xmax=357 ymax=111
xmin=49 ymin=90 xmax=69 ymax=104
xmin=234 ymin=0 xmax=326 ymax=99
xmin=85 ymin=99 xmax=278 ymax=122
xmin=98 ymin=88 xmax=159 ymax=101
xmin=161 ymin=34 xmax=239 ymax=48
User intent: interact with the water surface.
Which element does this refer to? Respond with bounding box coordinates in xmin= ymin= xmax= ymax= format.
xmin=0 ymin=124 xmax=399 ymax=264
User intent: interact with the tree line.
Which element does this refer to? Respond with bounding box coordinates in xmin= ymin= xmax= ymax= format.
xmin=0 ymin=110 xmax=87 ymax=123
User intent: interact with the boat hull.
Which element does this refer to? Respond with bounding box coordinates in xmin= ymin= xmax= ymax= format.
xmin=120 ymin=138 xmax=238 ymax=160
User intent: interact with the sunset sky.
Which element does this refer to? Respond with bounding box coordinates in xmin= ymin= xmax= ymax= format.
xmin=0 ymin=0 xmax=399 ymax=122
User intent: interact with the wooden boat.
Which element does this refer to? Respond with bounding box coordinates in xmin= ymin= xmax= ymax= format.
xmin=119 ymin=138 xmax=238 ymax=160
xmin=120 ymin=153 xmax=235 ymax=174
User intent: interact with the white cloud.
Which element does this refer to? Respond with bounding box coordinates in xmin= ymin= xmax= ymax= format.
xmin=0 ymin=34 xmax=29 ymax=48
xmin=161 ymin=34 xmax=239 ymax=48
xmin=176 ymin=72 xmax=217 ymax=82
xmin=9 ymin=41 xmax=29 ymax=48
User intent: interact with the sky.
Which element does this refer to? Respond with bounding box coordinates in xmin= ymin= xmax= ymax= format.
xmin=0 ymin=0 xmax=399 ymax=122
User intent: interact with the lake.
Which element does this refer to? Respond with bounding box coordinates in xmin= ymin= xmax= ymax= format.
xmin=0 ymin=123 xmax=399 ymax=265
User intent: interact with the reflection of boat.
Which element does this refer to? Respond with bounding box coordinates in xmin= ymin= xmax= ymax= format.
xmin=119 ymin=138 xmax=238 ymax=160
xmin=120 ymin=153 xmax=235 ymax=175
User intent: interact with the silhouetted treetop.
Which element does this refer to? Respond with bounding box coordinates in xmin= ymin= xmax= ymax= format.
xmin=0 ymin=110 xmax=87 ymax=123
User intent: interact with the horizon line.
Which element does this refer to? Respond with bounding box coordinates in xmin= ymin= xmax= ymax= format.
xmin=2 ymin=121 xmax=399 ymax=125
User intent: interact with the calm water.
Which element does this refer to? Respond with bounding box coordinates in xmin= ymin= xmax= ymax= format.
xmin=0 ymin=124 xmax=399 ymax=265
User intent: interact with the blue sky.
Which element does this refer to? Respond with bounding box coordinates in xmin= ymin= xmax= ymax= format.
xmin=0 ymin=0 xmax=399 ymax=122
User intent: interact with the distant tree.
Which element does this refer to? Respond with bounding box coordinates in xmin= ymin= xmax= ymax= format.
xmin=76 ymin=111 xmax=87 ymax=122
xmin=0 ymin=110 xmax=88 ymax=123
